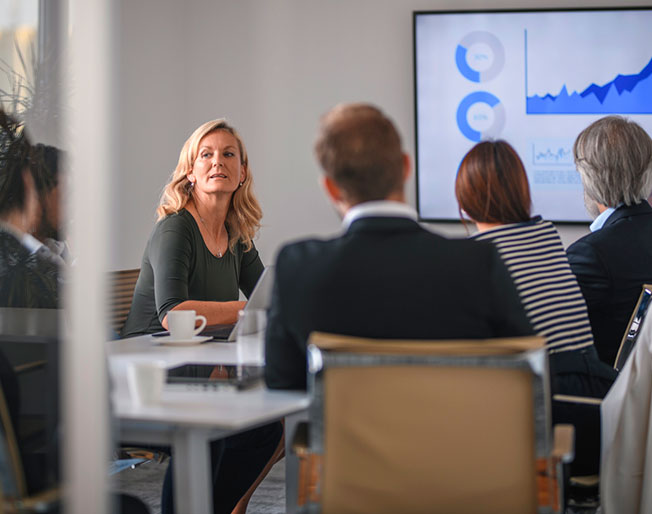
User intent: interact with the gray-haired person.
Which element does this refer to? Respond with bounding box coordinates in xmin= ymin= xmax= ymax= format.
xmin=567 ymin=115 xmax=652 ymax=365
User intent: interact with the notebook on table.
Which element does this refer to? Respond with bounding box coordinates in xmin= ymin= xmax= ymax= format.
xmin=166 ymin=363 xmax=264 ymax=391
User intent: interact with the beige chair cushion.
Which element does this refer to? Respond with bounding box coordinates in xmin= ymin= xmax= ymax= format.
xmin=322 ymin=365 xmax=538 ymax=514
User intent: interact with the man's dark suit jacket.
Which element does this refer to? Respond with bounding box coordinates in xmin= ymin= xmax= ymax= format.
xmin=567 ymin=202 xmax=652 ymax=365
xmin=265 ymin=215 xmax=533 ymax=390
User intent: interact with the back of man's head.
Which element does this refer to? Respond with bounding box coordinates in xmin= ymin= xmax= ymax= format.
xmin=574 ymin=115 xmax=652 ymax=207
xmin=314 ymin=103 xmax=404 ymax=205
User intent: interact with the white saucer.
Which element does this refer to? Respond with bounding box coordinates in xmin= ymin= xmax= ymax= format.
xmin=153 ymin=335 xmax=212 ymax=346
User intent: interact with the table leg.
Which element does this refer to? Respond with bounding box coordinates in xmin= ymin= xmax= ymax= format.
xmin=173 ymin=429 xmax=213 ymax=514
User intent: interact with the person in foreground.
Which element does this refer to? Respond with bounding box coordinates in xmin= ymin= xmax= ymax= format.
xmin=0 ymin=112 xmax=149 ymax=513
xmin=0 ymin=109 xmax=61 ymax=497
xmin=265 ymin=103 xmax=533 ymax=391
xmin=567 ymin=116 xmax=652 ymax=366
xmin=120 ymin=118 xmax=281 ymax=514
xmin=455 ymin=140 xmax=616 ymax=474
xmin=121 ymin=118 xmax=265 ymax=337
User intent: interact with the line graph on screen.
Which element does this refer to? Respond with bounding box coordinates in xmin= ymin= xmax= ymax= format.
xmin=525 ymin=30 xmax=652 ymax=115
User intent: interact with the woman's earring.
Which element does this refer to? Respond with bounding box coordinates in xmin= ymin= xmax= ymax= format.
xmin=239 ymin=181 xmax=244 ymax=187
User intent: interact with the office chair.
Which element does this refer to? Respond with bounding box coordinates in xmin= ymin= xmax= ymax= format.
xmin=293 ymin=332 xmax=573 ymax=514
xmin=108 ymin=268 xmax=140 ymax=335
xmin=107 ymin=269 xmax=167 ymax=469
xmin=555 ymin=284 xmax=652 ymax=509
xmin=0 ymin=372 xmax=150 ymax=514
xmin=0 ymin=345 xmax=59 ymax=513
xmin=601 ymin=299 xmax=652 ymax=514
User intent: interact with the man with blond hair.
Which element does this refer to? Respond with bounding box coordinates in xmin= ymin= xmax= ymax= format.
xmin=265 ymin=103 xmax=532 ymax=389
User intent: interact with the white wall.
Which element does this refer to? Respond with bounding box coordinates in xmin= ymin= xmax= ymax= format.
xmin=111 ymin=0 xmax=648 ymax=270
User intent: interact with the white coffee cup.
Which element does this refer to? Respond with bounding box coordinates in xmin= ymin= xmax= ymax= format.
xmin=127 ymin=361 xmax=166 ymax=406
xmin=167 ymin=310 xmax=207 ymax=340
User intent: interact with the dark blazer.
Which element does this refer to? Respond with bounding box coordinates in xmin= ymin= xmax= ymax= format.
xmin=567 ymin=202 xmax=652 ymax=365
xmin=265 ymin=216 xmax=533 ymax=390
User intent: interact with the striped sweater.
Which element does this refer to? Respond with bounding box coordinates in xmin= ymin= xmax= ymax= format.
xmin=472 ymin=217 xmax=594 ymax=354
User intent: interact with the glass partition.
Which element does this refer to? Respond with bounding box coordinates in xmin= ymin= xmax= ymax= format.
xmin=0 ymin=0 xmax=64 ymax=510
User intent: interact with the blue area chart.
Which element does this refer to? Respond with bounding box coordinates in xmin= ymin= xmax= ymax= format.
xmin=455 ymin=31 xmax=505 ymax=82
xmin=527 ymin=56 xmax=652 ymax=114
xmin=456 ymin=92 xmax=506 ymax=142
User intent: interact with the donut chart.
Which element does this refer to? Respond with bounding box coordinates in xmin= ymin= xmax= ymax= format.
xmin=455 ymin=31 xmax=505 ymax=83
xmin=456 ymin=91 xmax=506 ymax=142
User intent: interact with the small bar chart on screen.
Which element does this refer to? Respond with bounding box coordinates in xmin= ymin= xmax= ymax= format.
xmin=525 ymin=30 xmax=652 ymax=115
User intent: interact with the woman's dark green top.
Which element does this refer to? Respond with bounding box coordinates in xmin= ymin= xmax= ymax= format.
xmin=121 ymin=209 xmax=264 ymax=337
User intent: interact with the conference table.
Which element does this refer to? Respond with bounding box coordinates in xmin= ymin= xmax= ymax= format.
xmin=107 ymin=332 xmax=310 ymax=514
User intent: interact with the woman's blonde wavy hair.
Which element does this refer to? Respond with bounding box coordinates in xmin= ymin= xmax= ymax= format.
xmin=157 ymin=119 xmax=262 ymax=253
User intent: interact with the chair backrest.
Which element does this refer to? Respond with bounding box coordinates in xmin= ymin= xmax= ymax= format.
xmin=0 ymin=308 xmax=59 ymax=337
xmin=0 ymin=352 xmax=60 ymax=511
xmin=614 ymin=284 xmax=652 ymax=371
xmin=305 ymin=332 xmax=554 ymax=514
xmin=0 ymin=334 xmax=60 ymax=497
xmin=0 ymin=358 xmax=27 ymax=502
xmin=108 ymin=269 xmax=140 ymax=334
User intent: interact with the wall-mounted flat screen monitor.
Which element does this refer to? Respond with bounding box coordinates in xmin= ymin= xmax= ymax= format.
xmin=414 ymin=8 xmax=652 ymax=222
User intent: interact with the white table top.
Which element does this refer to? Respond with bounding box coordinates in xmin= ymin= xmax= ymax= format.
xmin=108 ymin=332 xmax=309 ymax=514
xmin=107 ymin=333 xmax=309 ymax=430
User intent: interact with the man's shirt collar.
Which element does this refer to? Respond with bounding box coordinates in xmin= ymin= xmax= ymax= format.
xmin=590 ymin=207 xmax=616 ymax=232
xmin=342 ymin=201 xmax=418 ymax=230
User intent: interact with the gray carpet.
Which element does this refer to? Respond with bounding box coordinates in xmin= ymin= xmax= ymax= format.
xmin=111 ymin=458 xmax=286 ymax=514
xmin=112 ymin=459 xmax=599 ymax=514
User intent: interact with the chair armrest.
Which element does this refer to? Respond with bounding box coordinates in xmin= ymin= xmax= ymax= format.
xmin=13 ymin=360 xmax=47 ymax=374
xmin=10 ymin=486 xmax=60 ymax=512
xmin=552 ymin=394 xmax=602 ymax=406
xmin=569 ymin=475 xmax=599 ymax=487
xmin=553 ymin=424 xmax=575 ymax=464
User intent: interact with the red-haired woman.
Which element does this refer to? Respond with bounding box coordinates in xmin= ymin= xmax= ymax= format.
xmin=455 ymin=140 xmax=615 ymax=475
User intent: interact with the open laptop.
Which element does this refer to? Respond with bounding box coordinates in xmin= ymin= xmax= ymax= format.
xmin=223 ymin=265 xmax=274 ymax=341
xmin=614 ymin=284 xmax=652 ymax=372
xmin=152 ymin=266 xmax=274 ymax=341
xmin=155 ymin=266 xmax=275 ymax=342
